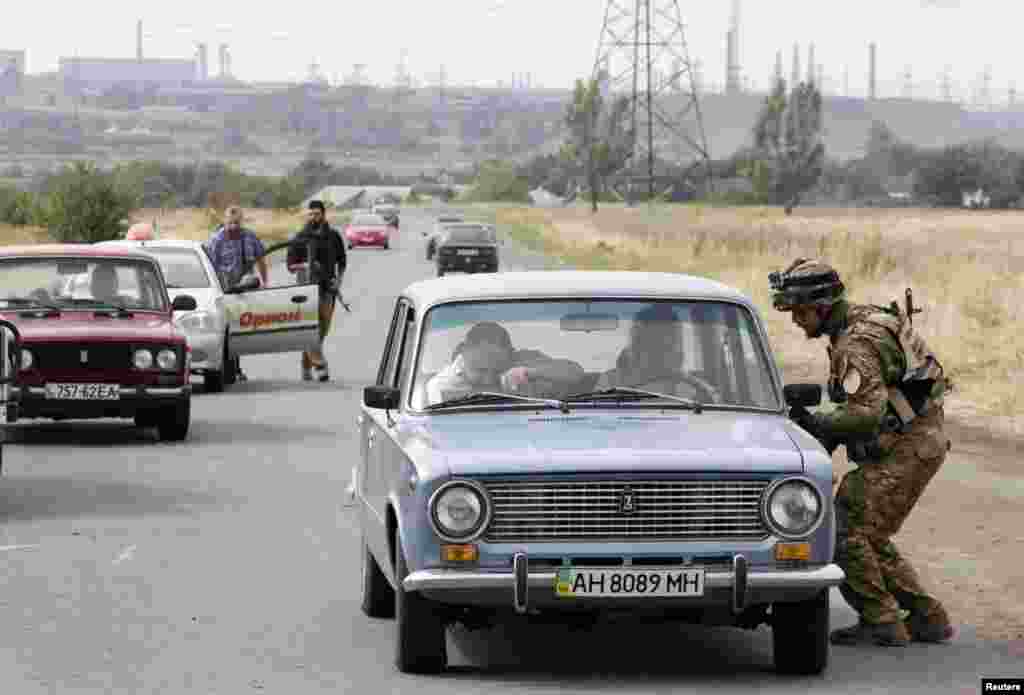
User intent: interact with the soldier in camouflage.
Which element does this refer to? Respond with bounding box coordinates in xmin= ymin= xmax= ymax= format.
xmin=770 ymin=258 xmax=955 ymax=647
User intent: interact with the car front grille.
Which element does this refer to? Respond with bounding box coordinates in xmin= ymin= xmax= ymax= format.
xmin=29 ymin=343 xmax=132 ymax=370
xmin=482 ymin=479 xmax=770 ymax=542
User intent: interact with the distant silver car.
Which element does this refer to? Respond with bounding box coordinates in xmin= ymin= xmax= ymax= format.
xmin=355 ymin=270 xmax=843 ymax=676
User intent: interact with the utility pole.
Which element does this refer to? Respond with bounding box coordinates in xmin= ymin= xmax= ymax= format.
xmin=592 ymin=0 xmax=712 ymax=204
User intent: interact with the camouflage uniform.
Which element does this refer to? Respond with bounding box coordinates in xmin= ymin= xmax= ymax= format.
xmin=771 ymin=259 xmax=955 ymax=647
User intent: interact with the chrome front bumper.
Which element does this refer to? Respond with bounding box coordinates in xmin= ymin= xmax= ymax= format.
xmin=404 ymin=554 xmax=845 ymax=615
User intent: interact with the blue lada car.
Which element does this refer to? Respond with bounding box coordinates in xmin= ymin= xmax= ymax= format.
xmin=354 ymin=271 xmax=843 ymax=676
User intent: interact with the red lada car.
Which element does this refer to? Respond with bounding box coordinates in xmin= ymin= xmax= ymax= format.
xmin=0 ymin=245 xmax=198 ymax=441
xmin=344 ymin=213 xmax=392 ymax=250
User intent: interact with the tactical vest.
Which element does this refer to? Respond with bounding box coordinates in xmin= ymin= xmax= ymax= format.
xmin=831 ymin=303 xmax=945 ymax=431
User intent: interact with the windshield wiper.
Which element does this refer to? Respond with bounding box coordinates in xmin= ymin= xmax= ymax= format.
xmin=0 ymin=297 xmax=62 ymax=313
xmin=73 ymin=300 xmax=134 ymax=316
xmin=424 ymin=390 xmax=571 ymax=413
xmin=565 ymin=387 xmax=703 ymax=413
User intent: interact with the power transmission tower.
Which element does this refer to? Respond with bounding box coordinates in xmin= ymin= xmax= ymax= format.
xmin=592 ymin=0 xmax=713 ymax=204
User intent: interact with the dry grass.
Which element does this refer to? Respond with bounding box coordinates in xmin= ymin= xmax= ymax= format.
xmin=489 ymin=203 xmax=1024 ymax=432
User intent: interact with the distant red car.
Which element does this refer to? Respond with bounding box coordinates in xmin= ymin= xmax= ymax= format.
xmin=0 ymin=244 xmax=198 ymax=441
xmin=344 ymin=213 xmax=392 ymax=250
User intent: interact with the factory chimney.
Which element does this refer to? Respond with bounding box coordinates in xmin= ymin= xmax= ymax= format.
xmin=137 ymin=20 xmax=143 ymax=61
xmin=869 ymin=42 xmax=877 ymax=100
xmin=219 ymin=44 xmax=227 ymax=78
xmin=197 ymin=43 xmax=208 ymax=81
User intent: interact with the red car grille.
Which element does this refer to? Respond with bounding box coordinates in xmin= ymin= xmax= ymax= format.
xmin=28 ymin=343 xmax=132 ymax=370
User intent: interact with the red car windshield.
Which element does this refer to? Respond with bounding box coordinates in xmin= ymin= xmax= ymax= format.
xmin=0 ymin=256 xmax=169 ymax=312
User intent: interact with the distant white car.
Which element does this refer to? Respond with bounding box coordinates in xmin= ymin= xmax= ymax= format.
xmin=95 ymin=239 xmax=322 ymax=391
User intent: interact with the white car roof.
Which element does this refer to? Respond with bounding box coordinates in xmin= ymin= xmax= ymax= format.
xmin=403 ymin=271 xmax=756 ymax=311
xmin=96 ymin=239 xmax=208 ymax=251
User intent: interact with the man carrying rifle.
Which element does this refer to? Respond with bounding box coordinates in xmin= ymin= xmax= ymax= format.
xmin=287 ymin=200 xmax=347 ymax=382
xmin=771 ymin=258 xmax=954 ymax=647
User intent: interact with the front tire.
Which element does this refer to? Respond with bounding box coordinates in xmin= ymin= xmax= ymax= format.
xmin=222 ymin=337 xmax=237 ymax=386
xmin=156 ymin=398 xmax=191 ymax=442
xmin=772 ymin=589 xmax=830 ymax=675
xmin=204 ymin=369 xmax=224 ymax=393
xmin=395 ymin=534 xmax=446 ymax=674
xmin=361 ymin=539 xmax=395 ymax=618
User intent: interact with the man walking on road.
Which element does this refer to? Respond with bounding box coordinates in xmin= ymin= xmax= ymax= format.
xmin=287 ymin=200 xmax=347 ymax=382
xmin=205 ymin=206 xmax=268 ymax=382
xmin=770 ymin=257 xmax=955 ymax=647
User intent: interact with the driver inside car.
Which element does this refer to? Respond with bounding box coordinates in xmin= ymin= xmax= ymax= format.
xmin=425 ymin=321 xmax=584 ymax=405
xmin=595 ymin=304 xmax=720 ymax=402
xmin=90 ymin=265 xmax=124 ymax=305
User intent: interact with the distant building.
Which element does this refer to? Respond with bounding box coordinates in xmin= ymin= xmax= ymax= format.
xmin=59 ymin=57 xmax=196 ymax=90
xmin=0 ymin=50 xmax=25 ymax=96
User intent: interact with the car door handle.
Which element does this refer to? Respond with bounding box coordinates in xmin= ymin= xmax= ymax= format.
xmin=291 ymin=295 xmax=308 ymax=303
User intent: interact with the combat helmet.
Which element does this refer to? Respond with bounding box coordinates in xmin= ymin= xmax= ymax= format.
xmin=769 ymin=258 xmax=845 ymax=311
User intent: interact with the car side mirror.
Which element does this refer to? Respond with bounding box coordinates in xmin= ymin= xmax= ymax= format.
xmin=226 ymin=276 xmax=261 ymax=294
xmin=783 ymin=383 xmax=822 ymax=408
xmin=171 ymin=295 xmax=198 ymax=312
xmin=364 ymin=385 xmax=400 ymax=410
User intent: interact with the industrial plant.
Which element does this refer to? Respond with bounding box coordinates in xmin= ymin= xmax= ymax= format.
xmin=1 ymin=12 xmax=1023 ymax=182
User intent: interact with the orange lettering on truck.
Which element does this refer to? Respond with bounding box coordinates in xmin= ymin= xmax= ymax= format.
xmin=239 ymin=310 xmax=302 ymax=329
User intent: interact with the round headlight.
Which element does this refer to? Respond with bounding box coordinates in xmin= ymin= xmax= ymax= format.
xmin=763 ymin=478 xmax=824 ymax=539
xmin=133 ymin=349 xmax=153 ymax=369
xmin=156 ymin=349 xmax=177 ymax=370
xmin=20 ymin=349 xmax=33 ymax=370
xmin=429 ymin=481 xmax=490 ymax=542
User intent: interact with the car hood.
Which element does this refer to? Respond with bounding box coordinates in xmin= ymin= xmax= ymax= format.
xmin=402 ymin=411 xmax=805 ymax=476
xmin=1 ymin=310 xmax=177 ymax=342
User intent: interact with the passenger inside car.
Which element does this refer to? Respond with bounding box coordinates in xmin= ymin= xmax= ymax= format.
xmin=90 ymin=265 xmax=124 ymax=305
xmin=423 ymin=321 xmax=584 ymax=405
xmin=595 ymin=304 xmax=721 ymax=402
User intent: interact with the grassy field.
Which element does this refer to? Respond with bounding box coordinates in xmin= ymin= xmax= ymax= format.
xmin=473 ymin=203 xmax=1023 ymax=433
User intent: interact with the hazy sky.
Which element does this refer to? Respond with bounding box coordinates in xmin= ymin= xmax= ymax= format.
xmin=0 ymin=0 xmax=1012 ymax=102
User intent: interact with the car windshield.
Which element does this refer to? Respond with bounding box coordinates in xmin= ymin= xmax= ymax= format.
xmin=352 ymin=215 xmax=386 ymax=226
xmin=143 ymin=248 xmax=211 ymax=288
xmin=444 ymin=226 xmax=494 ymax=243
xmin=409 ymin=299 xmax=781 ymax=411
xmin=0 ymin=256 xmax=168 ymax=311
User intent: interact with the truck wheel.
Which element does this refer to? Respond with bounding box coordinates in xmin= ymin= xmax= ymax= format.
xmin=772 ymin=589 xmax=830 ymax=675
xmin=361 ymin=537 xmax=395 ymax=619
xmin=156 ymin=398 xmax=191 ymax=442
xmin=394 ymin=533 xmax=446 ymax=674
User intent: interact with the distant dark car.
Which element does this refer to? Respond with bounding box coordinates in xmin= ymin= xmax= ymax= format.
xmin=345 ymin=213 xmax=393 ymax=250
xmin=0 ymin=244 xmax=198 ymax=441
xmin=434 ymin=223 xmax=500 ymax=277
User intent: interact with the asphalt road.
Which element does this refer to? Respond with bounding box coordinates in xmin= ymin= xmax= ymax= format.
xmin=0 ymin=206 xmax=1019 ymax=694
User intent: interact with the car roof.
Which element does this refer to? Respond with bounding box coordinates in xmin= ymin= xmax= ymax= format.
xmin=96 ymin=239 xmax=207 ymax=251
xmin=403 ymin=271 xmax=756 ymax=309
xmin=0 ymin=243 xmax=160 ymax=259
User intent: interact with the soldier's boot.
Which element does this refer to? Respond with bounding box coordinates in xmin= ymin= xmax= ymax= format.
xmin=905 ymin=601 xmax=955 ymax=643
xmin=830 ymin=619 xmax=910 ymax=647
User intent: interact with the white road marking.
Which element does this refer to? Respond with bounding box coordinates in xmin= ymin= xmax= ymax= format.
xmin=0 ymin=544 xmax=38 ymax=552
xmin=113 ymin=545 xmax=137 ymax=565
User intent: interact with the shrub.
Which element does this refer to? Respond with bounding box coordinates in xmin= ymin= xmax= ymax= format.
xmin=38 ymin=162 xmax=139 ymax=242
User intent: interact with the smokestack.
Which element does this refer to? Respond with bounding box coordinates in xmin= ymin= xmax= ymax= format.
xmin=726 ymin=30 xmax=734 ymax=93
xmin=775 ymin=50 xmax=783 ymax=86
xmin=198 ymin=43 xmax=208 ymax=81
xmin=136 ymin=20 xmax=143 ymax=61
xmin=219 ymin=44 xmax=227 ymax=78
xmin=869 ymin=42 xmax=877 ymax=100
xmin=791 ymin=43 xmax=800 ymax=88
xmin=807 ymin=43 xmax=815 ymax=84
